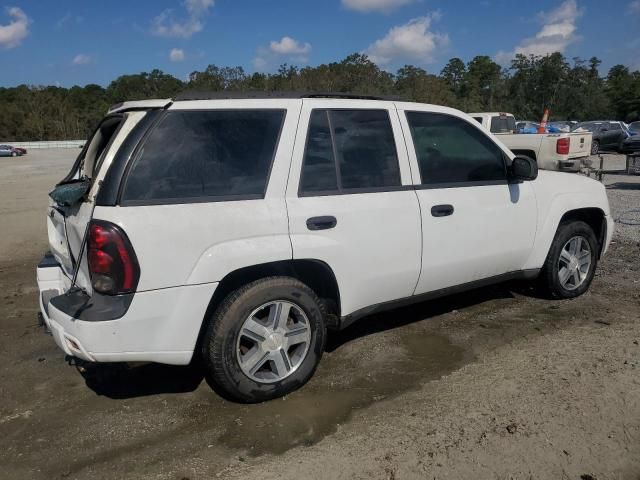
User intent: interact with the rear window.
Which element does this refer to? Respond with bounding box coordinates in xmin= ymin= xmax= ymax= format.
xmin=489 ymin=115 xmax=516 ymax=133
xmin=122 ymin=110 xmax=284 ymax=203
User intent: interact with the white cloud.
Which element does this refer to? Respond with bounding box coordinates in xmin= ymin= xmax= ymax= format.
xmin=365 ymin=13 xmax=449 ymax=66
xmin=254 ymin=36 xmax=312 ymax=70
xmin=629 ymin=0 xmax=640 ymax=13
xmin=185 ymin=0 xmax=214 ymax=14
xmin=72 ymin=54 xmax=92 ymax=65
xmin=496 ymin=0 xmax=582 ymax=63
xmin=0 ymin=7 xmax=30 ymax=49
xmin=169 ymin=47 xmax=185 ymax=62
xmin=269 ymin=36 xmax=311 ymax=56
xmin=56 ymin=12 xmax=83 ymax=29
xmin=151 ymin=0 xmax=214 ymax=38
xmin=342 ymin=0 xmax=413 ymax=13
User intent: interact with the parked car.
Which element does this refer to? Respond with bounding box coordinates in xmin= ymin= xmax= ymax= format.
xmin=621 ymin=134 xmax=640 ymax=153
xmin=571 ymin=121 xmax=631 ymax=154
xmin=470 ymin=112 xmax=592 ymax=171
xmin=0 ymin=145 xmax=24 ymax=157
xmin=38 ymin=93 xmax=614 ymax=403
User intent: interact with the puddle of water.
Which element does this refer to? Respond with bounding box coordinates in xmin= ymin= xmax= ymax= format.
xmin=211 ymin=329 xmax=467 ymax=456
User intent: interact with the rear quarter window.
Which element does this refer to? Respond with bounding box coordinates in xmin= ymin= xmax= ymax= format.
xmin=122 ymin=109 xmax=285 ymax=203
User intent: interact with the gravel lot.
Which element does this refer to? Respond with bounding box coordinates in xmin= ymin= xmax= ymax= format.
xmin=0 ymin=150 xmax=639 ymax=480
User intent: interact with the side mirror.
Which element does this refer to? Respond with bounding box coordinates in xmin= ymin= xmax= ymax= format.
xmin=510 ymin=156 xmax=538 ymax=181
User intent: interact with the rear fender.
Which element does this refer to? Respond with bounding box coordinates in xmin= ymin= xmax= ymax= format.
xmin=186 ymin=234 xmax=293 ymax=285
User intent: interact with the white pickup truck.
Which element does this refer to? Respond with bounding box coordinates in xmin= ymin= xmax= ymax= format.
xmin=469 ymin=112 xmax=593 ymax=172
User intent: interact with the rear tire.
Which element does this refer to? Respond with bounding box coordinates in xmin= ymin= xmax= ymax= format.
xmin=11 ymin=152 xmax=17 ymax=157
xmin=591 ymin=140 xmax=599 ymax=155
xmin=539 ymin=221 xmax=598 ymax=299
xmin=201 ymin=277 xmax=326 ymax=403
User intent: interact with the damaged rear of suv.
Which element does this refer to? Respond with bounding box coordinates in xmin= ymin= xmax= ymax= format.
xmin=38 ymin=93 xmax=613 ymax=403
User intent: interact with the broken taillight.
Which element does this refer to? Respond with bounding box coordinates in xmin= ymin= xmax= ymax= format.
xmin=87 ymin=220 xmax=139 ymax=295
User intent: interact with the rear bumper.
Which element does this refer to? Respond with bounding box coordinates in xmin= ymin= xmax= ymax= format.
xmin=37 ymin=256 xmax=216 ymax=365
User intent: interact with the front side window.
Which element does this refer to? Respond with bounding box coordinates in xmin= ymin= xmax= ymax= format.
xmin=299 ymin=109 xmax=401 ymax=194
xmin=406 ymin=111 xmax=507 ymax=185
xmin=122 ymin=109 xmax=285 ymax=202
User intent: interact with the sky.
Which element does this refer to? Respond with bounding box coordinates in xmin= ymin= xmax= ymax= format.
xmin=0 ymin=0 xmax=639 ymax=87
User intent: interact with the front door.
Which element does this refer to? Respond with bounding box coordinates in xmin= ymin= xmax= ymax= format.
xmin=397 ymin=108 xmax=537 ymax=295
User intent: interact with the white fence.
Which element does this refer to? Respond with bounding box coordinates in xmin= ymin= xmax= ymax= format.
xmin=5 ymin=140 xmax=86 ymax=150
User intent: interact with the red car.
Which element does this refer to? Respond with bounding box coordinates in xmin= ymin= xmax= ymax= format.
xmin=0 ymin=145 xmax=26 ymax=156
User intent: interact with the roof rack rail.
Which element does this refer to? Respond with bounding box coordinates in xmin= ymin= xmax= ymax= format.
xmin=173 ymin=90 xmax=401 ymax=102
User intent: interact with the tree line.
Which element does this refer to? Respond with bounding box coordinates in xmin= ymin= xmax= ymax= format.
xmin=1 ymin=52 xmax=639 ymax=141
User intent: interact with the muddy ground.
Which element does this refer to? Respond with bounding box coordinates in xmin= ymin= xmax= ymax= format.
xmin=0 ymin=150 xmax=639 ymax=480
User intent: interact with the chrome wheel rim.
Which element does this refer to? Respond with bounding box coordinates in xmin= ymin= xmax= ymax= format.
xmin=558 ymin=236 xmax=592 ymax=291
xmin=236 ymin=300 xmax=311 ymax=384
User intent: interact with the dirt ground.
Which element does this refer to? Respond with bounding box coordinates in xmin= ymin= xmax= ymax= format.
xmin=0 ymin=150 xmax=639 ymax=480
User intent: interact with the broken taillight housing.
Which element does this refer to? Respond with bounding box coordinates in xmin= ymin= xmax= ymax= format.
xmin=87 ymin=220 xmax=140 ymax=295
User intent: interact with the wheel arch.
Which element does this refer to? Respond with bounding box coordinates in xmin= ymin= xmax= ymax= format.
xmin=194 ymin=259 xmax=341 ymax=355
xmin=559 ymin=207 xmax=607 ymax=258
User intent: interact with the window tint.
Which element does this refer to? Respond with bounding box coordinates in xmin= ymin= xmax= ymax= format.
xmin=299 ymin=110 xmax=338 ymax=192
xmin=299 ymin=109 xmax=401 ymax=194
xmin=609 ymin=122 xmax=621 ymax=131
xmin=406 ymin=112 xmax=507 ymax=185
xmin=123 ymin=110 xmax=284 ymax=202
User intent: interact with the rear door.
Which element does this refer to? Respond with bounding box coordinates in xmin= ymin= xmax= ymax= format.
xmin=47 ymin=113 xmax=138 ymax=291
xmin=285 ymin=99 xmax=422 ymax=317
xmin=397 ymin=106 xmax=537 ymax=294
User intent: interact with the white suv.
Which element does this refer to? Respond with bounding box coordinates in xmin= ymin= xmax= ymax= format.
xmin=37 ymin=93 xmax=614 ymax=402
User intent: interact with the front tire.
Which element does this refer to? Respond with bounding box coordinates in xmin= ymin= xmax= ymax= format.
xmin=539 ymin=221 xmax=598 ymax=299
xmin=201 ymin=277 xmax=326 ymax=403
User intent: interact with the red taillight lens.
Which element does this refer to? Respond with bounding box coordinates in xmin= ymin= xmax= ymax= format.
xmin=557 ymin=137 xmax=570 ymax=155
xmin=87 ymin=220 xmax=139 ymax=295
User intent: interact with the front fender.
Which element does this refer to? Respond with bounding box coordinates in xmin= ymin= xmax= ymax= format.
xmin=524 ymin=190 xmax=608 ymax=270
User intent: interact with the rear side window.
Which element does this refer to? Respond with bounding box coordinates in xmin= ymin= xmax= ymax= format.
xmin=406 ymin=112 xmax=507 ymax=185
xmin=122 ymin=109 xmax=284 ymax=203
xmin=299 ymin=109 xmax=401 ymax=194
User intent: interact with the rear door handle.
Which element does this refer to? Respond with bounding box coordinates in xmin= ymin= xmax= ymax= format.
xmin=306 ymin=216 xmax=337 ymax=231
xmin=431 ymin=204 xmax=454 ymax=217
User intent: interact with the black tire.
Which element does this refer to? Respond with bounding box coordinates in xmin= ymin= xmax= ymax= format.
xmin=591 ymin=140 xmax=599 ymax=155
xmin=539 ymin=221 xmax=599 ymax=299
xmin=11 ymin=151 xmax=17 ymax=157
xmin=201 ymin=276 xmax=326 ymax=403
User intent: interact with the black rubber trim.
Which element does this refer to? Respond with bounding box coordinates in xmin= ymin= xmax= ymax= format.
xmin=96 ymin=110 xmax=163 ymax=206
xmin=338 ymin=268 xmax=541 ymax=330
xmin=38 ymin=253 xmax=59 ymax=268
xmin=49 ymin=289 xmax=134 ymax=322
